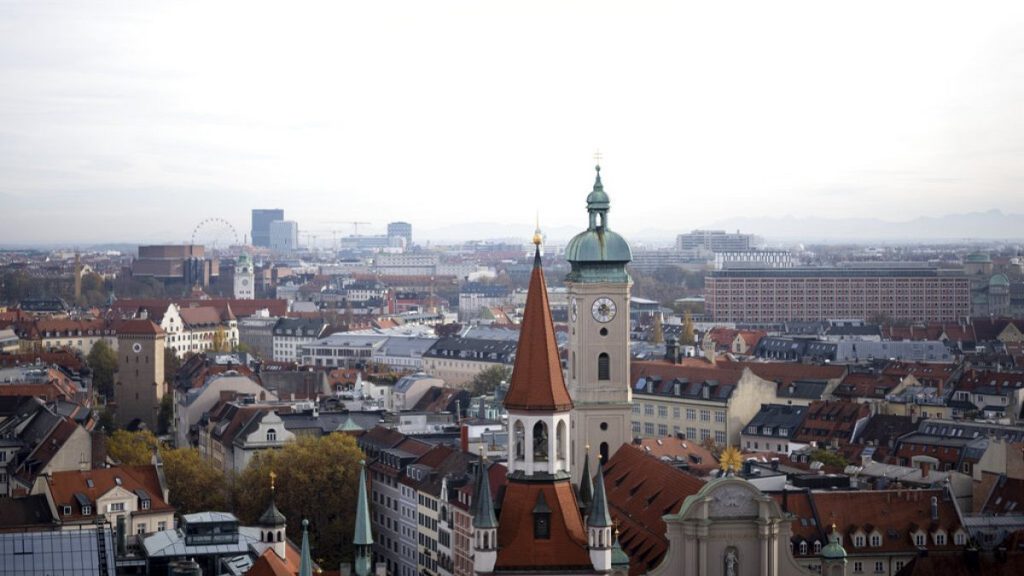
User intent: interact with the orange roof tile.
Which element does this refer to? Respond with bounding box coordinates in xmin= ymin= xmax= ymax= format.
xmin=504 ymin=254 xmax=573 ymax=412
xmin=494 ymin=478 xmax=591 ymax=570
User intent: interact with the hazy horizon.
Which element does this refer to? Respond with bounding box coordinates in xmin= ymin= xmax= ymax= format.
xmin=3 ymin=1 xmax=1024 ymax=244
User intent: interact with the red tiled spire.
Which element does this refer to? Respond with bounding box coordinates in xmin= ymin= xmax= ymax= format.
xmin=503 ymin=247 xmax=573 ymax=412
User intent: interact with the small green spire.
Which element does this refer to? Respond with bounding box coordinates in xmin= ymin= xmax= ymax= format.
xmin=298 ymin=519 xmax=313 ymax=576
xmin=578 ymin=448 xmax=594 ymax=513
xmin=587 ymin=455 xmax=612 ymax=528
xmin=472 ymin=454 xmax=498 ymax=530
xmin=354 ymin=460 xmax=373 ymax=576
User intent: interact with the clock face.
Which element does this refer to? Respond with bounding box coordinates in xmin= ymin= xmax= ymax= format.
xmin=571 ymin=298 xmax=578 ymax=322
xmin=132 ymin=342 xmax=142 ymax=354
xmin=591 ymin=297 xmax=616 ymax=323
xmin=241 ymin=278 xmax=250 ymax=287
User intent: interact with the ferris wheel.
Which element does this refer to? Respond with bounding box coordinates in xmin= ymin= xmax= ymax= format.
xmin=191 ymin=218 xmax=240 ymax=252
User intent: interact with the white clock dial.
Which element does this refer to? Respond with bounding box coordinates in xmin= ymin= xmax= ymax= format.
xmin=241 ymin=278 xmax=250 ymax=286
xmin=591 ymin=297 xmax=616 ymax=323
xmin=132 ymin=342 xmax=143 ymax=353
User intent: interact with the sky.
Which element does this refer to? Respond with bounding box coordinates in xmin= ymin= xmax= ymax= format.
xmin=1 ymin=1 xmax=1023 ymax=245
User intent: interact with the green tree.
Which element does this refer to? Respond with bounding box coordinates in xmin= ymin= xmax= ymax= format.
xmin=470 ymin=364 xmax=511 ymax=396
xmin=107 ymin=429 xmax=160 ymax=466
xmin=157 ymin=393 xmax=174 ymax=436
xmin=810 ymin=448 xmax=848 ymax=468
xmin=96 ymin=406 xmax=117 ymax=434
xmin=87 ymin=340 xmax=118 ymax=399
xmin=162 ymin=447 xmax=227 ymax=514
xmin=234 ymin=434 xmax=365 ymax=568
xmin=680 ymin=310 xmax=696 ymax=346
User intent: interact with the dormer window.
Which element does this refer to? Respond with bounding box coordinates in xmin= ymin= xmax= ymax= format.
xmin=799 ymin=541 xmax=808 ymax=555
xmin=854 ymin=534 xmax=865 ymax=547
xmin=62 ymin=505 xmax=72 ymax=515
xmin=914 ymin=532 xmax=925 ymax=546
xmin=141 ymin=499 xmax=151 ymax=510
xmin=870 ymin=533 xmax=881 ymax=547
xmin=82 ymin=505 xmax=92 ymax=516
xmin=267 ymin=428 xmax=277 ymax=442
xmin=934 ymin=532 xmax=946 ymax=545
xmin=813 ymin=540 xmax=821 ymax=554
xmin=533 ymin=492 xmax=551 ymax=539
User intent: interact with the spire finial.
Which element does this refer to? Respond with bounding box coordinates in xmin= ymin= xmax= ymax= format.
xmin=532 ymin=211 xmax=542 ymax=246
xmin=270 ymin=470 xmax=277 ymax=493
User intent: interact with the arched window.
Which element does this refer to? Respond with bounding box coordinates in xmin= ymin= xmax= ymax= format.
xmin=277 ymin=530 xmax=283 ymax=542
xmin=813 ymin=540 xmax=821 ymax=554
xmin=556 ymin=421 xmax=566 ymax=461
xmin=514 ymin=421 xmax=526 ymax=461
xmin=267 ymin=429 xmax=277 ymax=442
xmin=799 ymin=541 xmax=808 ymax=555
xmin=598 ymin=353 xmax=610 ymax=381
xmin=600 ymin=442 xmax=609 ymax=465
xmin=533 ymin=421 xmax=549 ymax=461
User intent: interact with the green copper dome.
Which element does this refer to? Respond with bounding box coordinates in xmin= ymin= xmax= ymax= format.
xmin=821 ymin=526 xmax=847 ymax=559
xmin=965 ymin=252 xmax=991 ymax=263
xmin=565 ymin=165 xmax=632 ymax=283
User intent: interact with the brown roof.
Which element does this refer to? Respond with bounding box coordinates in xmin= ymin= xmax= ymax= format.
xmin=834 ymin=372 xmax=904 ymax=399
xmin=792 ymin=400 xmax=871 ymax=446
xmin=48 ymin=465 xmax=173 ymax=521
xmin=115 ymin=319 xmax=164 ymax=336
xmin=895 ymin=552 xmax=1024 ymax=576
xmin=178 ymin=306 xmax=223 ymax=328
xmin=245 ymin=543 xmax=304 ymax=576
xmin=733 ymin=361 xmax=846 ymax=386
xmin=494 ymin=478 xmax=591 ymax=570
xmin=14 ymin=418 xmax=81 ymax=486
xmin=786 ymin=489 xmax=965 ymax=555
xmin=604 ymin=444 xmax=706 ymax=576
xmin=981 ymin=475 xmax=1024 ymax=515
xmin=632 ymin=436 xmax=718 ymax=475
xmin=504 ymin=255 xmax=573 ymax=412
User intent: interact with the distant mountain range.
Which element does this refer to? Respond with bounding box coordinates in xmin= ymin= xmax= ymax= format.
xmin=709 ymin=209 xmax=1024 ymax=244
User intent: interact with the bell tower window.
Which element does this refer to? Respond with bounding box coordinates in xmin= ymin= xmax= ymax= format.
xmin=533 ymin=421 xmax=549 ymax=461
xmin=533 ymin=492 xmax=551 ymax=539
xmin=598 ymin=353 xmax=610 ymax=381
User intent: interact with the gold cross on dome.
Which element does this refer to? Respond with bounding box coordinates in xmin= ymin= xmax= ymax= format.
xmin=593 ymin=150 xmax=603 ymax=165
xmin=270 ymin=470 xmax=277 ymax=492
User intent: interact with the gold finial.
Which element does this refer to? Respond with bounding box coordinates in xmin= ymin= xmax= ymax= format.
xmin=585 ymin=444 xmax=591 ymax=451
xmin=719 ymin=446 xmax=743 ymax=475
xmin=532 ymin=211 xmax=542 ymax=246
xmin=270 ymin=470 xmax=277 ymax=493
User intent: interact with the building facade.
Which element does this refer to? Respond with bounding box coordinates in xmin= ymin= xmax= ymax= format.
xmin=252 ymin=209 xmax=284 ymax=248
xmin=705 ymin=268 xmax=971 ymax=323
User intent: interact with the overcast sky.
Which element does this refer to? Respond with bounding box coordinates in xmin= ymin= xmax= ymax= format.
xmin=2 ymin=1 xmax=1023 ymax=245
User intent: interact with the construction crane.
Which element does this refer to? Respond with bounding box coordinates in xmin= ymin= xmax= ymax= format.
xmin=316 ymin=220 xmax=373 ymax=236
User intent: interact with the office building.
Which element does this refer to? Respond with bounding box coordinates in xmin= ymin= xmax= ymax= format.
xmin=705 ymin=267 xmax=971 ymax=323
xmin=676 ymin=229 xmax=754 ymax=252
xmin=269 ymin=220 xmax=299 ymax=253
xmin=251 ymin=209 xmax=284 ymax=248
xmin=387 ymin=221 xmax=413 ymax=247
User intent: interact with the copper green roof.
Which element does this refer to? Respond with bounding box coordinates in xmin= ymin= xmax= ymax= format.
xmin=821 ymin=525 xmax=847 ymax=559
xmin=298 ymin=519 xmax=313 ymax=576
xmin=354 ymin=461 xmax=373 ymax=546
xmin=586 ymin=460 xmax=611 ymax=528
xmin=259 ymin=498 xmax=286 ymax=526
xmin=565 ymin=165 xmax=632 ymax=283
xmin=577 ymin=451 xmax=593 ymax=512
xmin=472 ymin=458 xmax=498 ymax=529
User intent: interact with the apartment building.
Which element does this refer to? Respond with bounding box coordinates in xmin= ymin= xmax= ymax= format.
xmin=706 ymin=267 xmax=971 ymax=323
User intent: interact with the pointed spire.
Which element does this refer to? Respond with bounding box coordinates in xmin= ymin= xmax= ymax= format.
xmin=472 ymin=454 xmax=498 ymax=529
xmin=354 ymin=460 xmax=373 ymax=546
xmin=259 ymin=470 xmax=286 ymax=526
xmin=578 ymin=447 xmax=594 ymax=512
xmin=298 ymin=519 xmax=313 ymax=576
xmin=611 ymin=525 xmax=630 ymax=568
xmin=504 ymin=230 xmax=573 ymax=412
xmin=587 ymin=455 xmax=612 ymax=528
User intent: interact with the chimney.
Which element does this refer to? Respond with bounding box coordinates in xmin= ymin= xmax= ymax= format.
xmin=930 ymin=496 xmax=939 ymax=522
xmin=921 ymin=461 xmax=930 ymax=478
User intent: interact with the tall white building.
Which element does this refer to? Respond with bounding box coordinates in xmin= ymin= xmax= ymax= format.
xmin=234 ymin=253 xmax=255 ymax=299
xmin=269 ymin=220 xmax=299 ymax=253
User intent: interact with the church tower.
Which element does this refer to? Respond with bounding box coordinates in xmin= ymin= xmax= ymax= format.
xmin=565 ymin=164 xmax=633 ymax=475
xmin=475 ymin=240 xmax=600 ymax=574
xmin=234 ymin=253 xmax=255 ymax=300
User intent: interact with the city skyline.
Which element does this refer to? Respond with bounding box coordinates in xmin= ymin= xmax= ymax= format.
xmin=2 ymin=2 xmax=1024 ymax=245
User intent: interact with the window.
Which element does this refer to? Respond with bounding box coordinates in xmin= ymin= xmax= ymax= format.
xmin=686 ymin=408 xmax=696 ymax=420
xmin=644 ymin=423 xmax=655 ymax=436
xmin=62 ymin=505 xmax=72 ymax=516
xmin=632 ymin=404 xmax=641 ymax=414
xmin=934 ymin=533 xmax=945 ymax=545
xmin=799 ymin=541 xmax=808 ymax=555
xmin=137 ymin=523 xmax=147 ymax=535
xmin=632 ymin=421 xmax=641 ymax=434
xmin=534 ymin=514 xmax=550 ymax=539
xmin=700 ymin=410 xmax=710 ymax=422
xmin=686 ymin=427 xmax=696 ymax=439
xmin=715 ymin=411 xmax=725 ymax=423
xmin=700 ymin=429 xmax=710 ymax=441
xmin=141 ymin=499 xmax=151 ymax=510
xmin=644 ymin=404 xmax=654 ymax=416
xmin=874 ymin=561 xmax=884 ymax=573
xmin=870 ymin=533 xmax=881 ymax=547
xmin=658 ymin=406 xmax=667 ymax=418
xmin=82 ymin=505 xmax=92 ymax=516
xmin=854 ymin=535 xmax=865 ymax=547
xmin=597 ymin=353 xmax=610 ymax=381
xmin=853 ymin=561 xmax=863 ymax=573
xmin=955 ymin=532 xmax=966 ymax=546
xmin=813 ymin=541 xmax=821 ymax=554
xmin=267 ymin=429 xmax=277 ymax=442
xmin=895 ymin=561 xmax=904 ymax=572
xmin=715 ymin=431 xmax=727 ymax=445
xmin=915 ymin=533 xmax=925 ymax=546
xmin=157 ymin=521 xmax=166 ymax=531
xmin=673 ymin=407 xmax=681 ymax=418
xmin=658 ymin=424 xmax=668 ymax=436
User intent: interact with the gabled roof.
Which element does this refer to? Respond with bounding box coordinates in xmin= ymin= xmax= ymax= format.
xmin=503 ymin=250 xmax=573 ymax=412
xmin=48 ymin=465 xmax=173 ymax=521
xmin=494 ymin=478 xmax=591 ymax=571
xmin=115 ymin=319 xmax=164 ymax=336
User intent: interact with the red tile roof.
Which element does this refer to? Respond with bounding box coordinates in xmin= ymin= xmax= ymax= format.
xmin=114 ymin=319 xmax=164 ymax=336
xmin=245 ymin=543 xmax=304 ymax=576
xmin=48 ymin=465 xmax=173 ymax=521
xmin=604 ymin=444 xmax=706 ymax=575
xmin=494 ymin=478 xmax=591 ymax=570
xmin=504 ymin=257 xmax=573 ymax=412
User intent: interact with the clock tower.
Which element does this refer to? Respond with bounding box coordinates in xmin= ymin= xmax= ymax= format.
xmin=565 ymin=165 xmax=633 ymax=479
xmin=234 ymin=253 xmax=255 ymax=300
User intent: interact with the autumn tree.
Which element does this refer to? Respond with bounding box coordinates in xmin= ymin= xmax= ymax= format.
xmin=162 ymin=447 xmax=227 ymax=514
xmin=211 ymin=327 xmax=229 ymax=353
xmin=470 ymin=364 xmax=511 ymax=396
xmin=87 ymin=340 xmax=118 ymax=398
xmin=234 ymin=434 xmax=365 ymax=568
xmin=680 ymin=310 xmax=696 ymax=346
xmin=649 ymin=313 xmax=664 ymax=344
xmin=107 ymin=429 xmax=160 ymax=465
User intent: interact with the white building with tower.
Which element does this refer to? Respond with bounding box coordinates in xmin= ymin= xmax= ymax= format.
xmin=234 ymin=253 xmax=255 ymax=300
